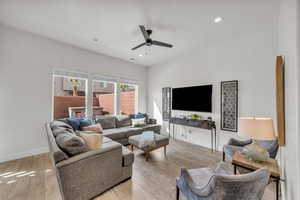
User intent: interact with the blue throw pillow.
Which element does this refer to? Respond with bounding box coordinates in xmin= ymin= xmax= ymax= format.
xmin=133 ymin=114 xmax=145 ymax=119
xmin=79 ymin=119 xmax=92 ymax=131
xmin=65 ymin=117 xmax=82 ymax=131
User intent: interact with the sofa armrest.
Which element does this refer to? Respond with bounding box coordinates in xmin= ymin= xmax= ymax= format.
xmin=227 ymin=138 xmax=252 ymax=147
xmin=56 ymin=142 xmax=121 ymax=168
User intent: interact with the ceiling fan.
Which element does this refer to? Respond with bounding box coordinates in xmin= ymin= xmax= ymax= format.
xmin=131 ymin=25 xmax=173 ymax=50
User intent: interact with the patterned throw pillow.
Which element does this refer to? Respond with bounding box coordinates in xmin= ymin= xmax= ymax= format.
xmin=79 ymin=132 xmax=103 ymax=150
xmin=132 ymin=118 xmax=146 ymax=127
xmin=82 ymin=123 xmax=103 ymax=133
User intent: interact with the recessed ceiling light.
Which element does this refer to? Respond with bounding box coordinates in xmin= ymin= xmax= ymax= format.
xmin=214 ymin=17 xmax=223 ymax=23
xmin=138 ymin=54 xmax=143 ymax=57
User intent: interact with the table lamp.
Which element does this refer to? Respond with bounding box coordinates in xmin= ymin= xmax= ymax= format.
xmin=239 ymin=117 xmax=276 ymax=162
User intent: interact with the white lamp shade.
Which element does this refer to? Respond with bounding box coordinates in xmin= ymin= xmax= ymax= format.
xmin=239 ymin=117 xmax=276 ymax=140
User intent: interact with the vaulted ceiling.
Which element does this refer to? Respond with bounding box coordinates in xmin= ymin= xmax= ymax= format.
xmin=0 ymin=0 xmax=278 ymax=66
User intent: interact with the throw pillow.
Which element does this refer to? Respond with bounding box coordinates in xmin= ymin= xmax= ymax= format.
xmin=115 ymin=115 xmax=132 ymax=128
xmin=79 ymin=119 xmax=92 ymax=131
xmin=65 ymin=117 xmax=82 ymax=131
xmin=82 ymin=123 xmax=103 ymax=133
xmin=50 ymin=120 xmax=73 ymax=130
xmin=79 ymin=132 xmax=103 ymax=150
xmin=95 ymin=115 xmax=116 ymax=129
xmin=55 ymin=131 xmax=88 ymax=156
xmin=132 ymin=118 xmax=146 ymax=127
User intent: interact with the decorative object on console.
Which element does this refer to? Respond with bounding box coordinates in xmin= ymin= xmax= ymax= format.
xmin=275 ymin=56 xmax=285 ymax=146
xmin=221 ymin=80 xmax=238 ymax=132
xmin=239 ymin=117 xmax=276 ymax=162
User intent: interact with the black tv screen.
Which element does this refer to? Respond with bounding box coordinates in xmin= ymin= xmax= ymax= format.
xmin=172 ymin=85 xmax=212 ymax=112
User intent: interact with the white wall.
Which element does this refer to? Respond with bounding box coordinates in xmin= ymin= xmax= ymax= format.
xmin=148 ymin=21 xmax=277 ymax=151
xmin=278 ymin=0 xmax=300 ymax=199
xmin=0 ymin=24 xmax=148 ymax=162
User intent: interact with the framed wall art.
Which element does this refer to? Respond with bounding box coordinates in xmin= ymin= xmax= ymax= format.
xmin=221 ymin=80 xmax=238 ymax=132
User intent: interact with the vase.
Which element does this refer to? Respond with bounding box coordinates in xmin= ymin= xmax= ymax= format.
xmin=72 ymin=86 xmax=78 ymax=96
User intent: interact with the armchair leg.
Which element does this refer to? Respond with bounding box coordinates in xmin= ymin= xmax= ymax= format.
xmin=223 ymin=151 xmax=225 ymax=161
xmin=176 ymin=185 xmax=180 ymax=200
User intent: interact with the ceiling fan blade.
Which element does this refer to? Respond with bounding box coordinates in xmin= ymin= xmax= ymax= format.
xmin=131 ymin=42 xmax=146 ymax=50
xmin=152 ymin=40 xmax=173 ymax=48
xmin=139 ymin=25 xmax=150 ymax=41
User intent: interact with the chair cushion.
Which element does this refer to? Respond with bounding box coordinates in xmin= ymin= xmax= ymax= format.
xmin=96 ymin=115 xmax=116 ymax=129
xmin=257 ymin=139 xmax=279 ymax=158
xmin=187 ymin=168 xmax=215 ymax=188
xmin=56 ymin=131 xmax=88 ymax=156
xmin=122 ymin=146 xmax=134 ymax=166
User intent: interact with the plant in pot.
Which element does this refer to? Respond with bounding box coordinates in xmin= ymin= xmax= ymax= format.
xmin=68 ymin=78 xmax=81 ymax=96
xmin=190 ymin=114 xmax=202 ymax=120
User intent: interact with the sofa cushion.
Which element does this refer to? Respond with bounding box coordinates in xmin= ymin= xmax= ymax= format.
xmin=50 ymin=120 xmax=73 ymax=131
xmin=52 ymin=126 xmax=75 ymax=137
xmin=102 ymin=127 xmax=131 ymax=140
xmin=56 ymin=131 xmax=88 ymax=156
xmin=96 ymin=115 xmax=116 ymax=129
xmin=122 ymin=146 xmax=134 ymax=166
xmin=115 ymin=115 xmax=132 ymax=128
xmin=140 ymin=124 xmax=161 ymax=133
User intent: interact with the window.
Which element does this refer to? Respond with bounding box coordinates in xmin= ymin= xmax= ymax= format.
xmin=92 ymin=80 xmax=116 ymax=117
xmin=52 ymin=71 xmax=139 ymax=119
xmin=53 ymin=75 xmax=87 ymax=119
xmin=119 ymin=83 xmax=138 ymax=115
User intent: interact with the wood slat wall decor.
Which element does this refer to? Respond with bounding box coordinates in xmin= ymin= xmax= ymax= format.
xmin=276 ymin=56 xmax=285 ymax=146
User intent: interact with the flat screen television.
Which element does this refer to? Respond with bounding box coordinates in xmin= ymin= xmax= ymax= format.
xmin=172 ymin=85 xmax=212 ymax=112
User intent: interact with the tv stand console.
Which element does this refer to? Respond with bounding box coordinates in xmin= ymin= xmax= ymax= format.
xmin=169 ymin=117 xmax=217 ymax=152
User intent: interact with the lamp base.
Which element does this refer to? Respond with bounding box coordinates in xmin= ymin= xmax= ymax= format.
xmin=242 ymin=140 xmax=270 ymax=162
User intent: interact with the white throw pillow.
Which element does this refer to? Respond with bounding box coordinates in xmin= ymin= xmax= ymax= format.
xmin=132 ymin=118 xmax=146 ymax=127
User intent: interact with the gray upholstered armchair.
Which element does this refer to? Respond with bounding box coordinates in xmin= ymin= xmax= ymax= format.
xmin=223 ymin=138 xmax=279 ymax=161
xmin=176 ymin=162 xmax=270 ymax=200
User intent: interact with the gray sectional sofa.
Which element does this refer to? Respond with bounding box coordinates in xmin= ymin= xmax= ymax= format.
xmin=45 ymin=115 xmax=161 ymax=200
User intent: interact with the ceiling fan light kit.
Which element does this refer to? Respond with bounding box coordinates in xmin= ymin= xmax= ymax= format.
xmin=131 ymin=25 xmax=173 ymax=50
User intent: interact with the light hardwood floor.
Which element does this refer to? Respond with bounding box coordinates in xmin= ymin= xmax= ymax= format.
xmin=0 ymin=139 xmax=276 ymax=200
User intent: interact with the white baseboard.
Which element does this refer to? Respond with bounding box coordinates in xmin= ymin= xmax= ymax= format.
xmin=0 ymin=146 xmax=49 ymax=163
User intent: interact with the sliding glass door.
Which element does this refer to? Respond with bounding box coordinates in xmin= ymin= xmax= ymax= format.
xmin=92 ymin=80 xmax=117 ymax=117
xmin=53 ymin=75 xmax=88 ymax=119
xmin=119 ymin=83 xmax=138 ymax=115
